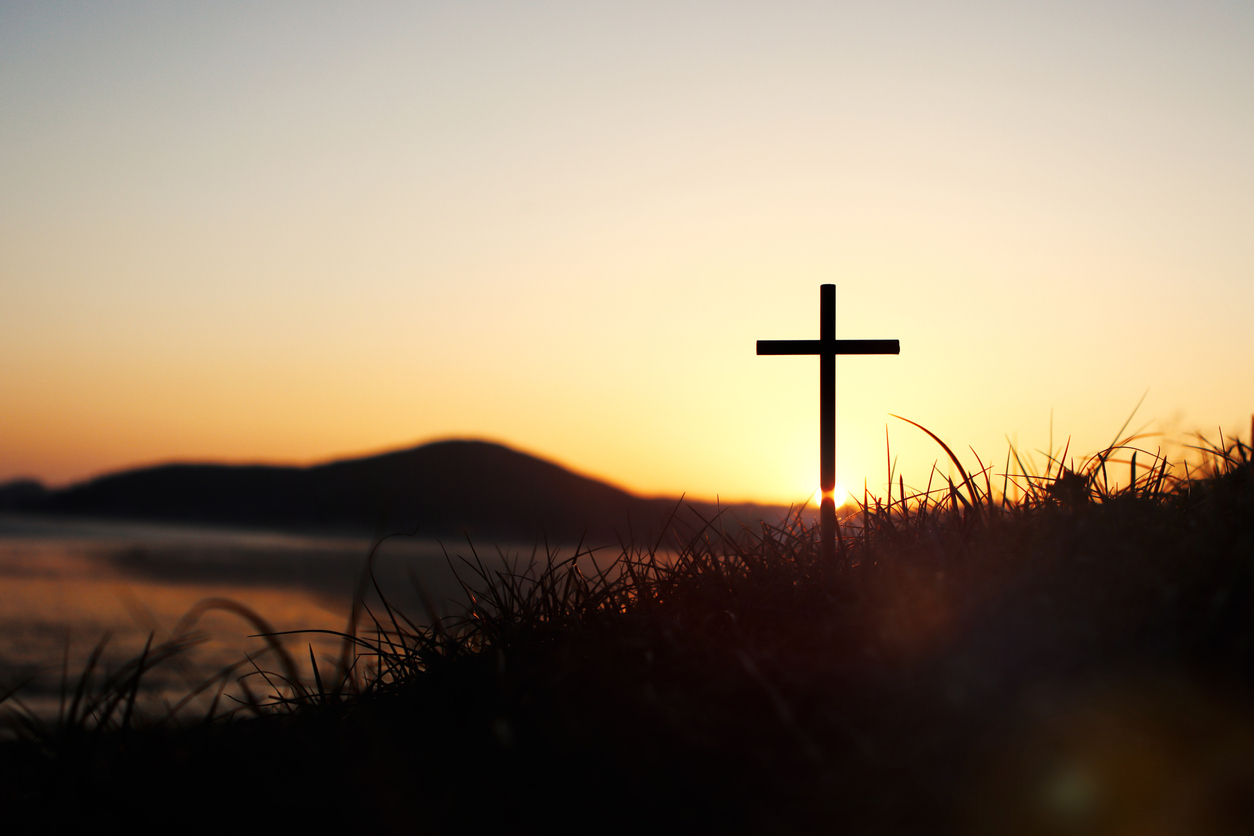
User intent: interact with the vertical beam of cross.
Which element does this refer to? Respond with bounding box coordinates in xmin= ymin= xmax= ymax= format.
xmin=820 ymin=284 xmax=835 ymax=497
xmin=757 ymin=285 xmax=900 ymax=562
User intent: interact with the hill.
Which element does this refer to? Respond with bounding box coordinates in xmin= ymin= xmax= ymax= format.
xmin=0 ymin=440 xmax=794 ymax=543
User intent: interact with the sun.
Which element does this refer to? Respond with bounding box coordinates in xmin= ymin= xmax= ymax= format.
xmin=809 ymin=484 xmax=850 ymax=508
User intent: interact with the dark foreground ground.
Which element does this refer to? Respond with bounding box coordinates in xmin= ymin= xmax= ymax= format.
xmin=3 ymin=433 xmax=1253 ymax=835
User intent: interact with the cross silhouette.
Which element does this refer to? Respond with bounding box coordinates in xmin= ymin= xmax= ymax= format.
xmin=757 ymin=284 xmax=900 ymax=562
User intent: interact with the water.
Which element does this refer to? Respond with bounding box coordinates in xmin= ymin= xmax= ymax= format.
xmin=0 ymin=514 xmax=561 ymax=726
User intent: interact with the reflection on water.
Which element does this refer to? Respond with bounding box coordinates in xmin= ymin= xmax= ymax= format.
xmin=0 ymin=514 xmax=554 ymax=725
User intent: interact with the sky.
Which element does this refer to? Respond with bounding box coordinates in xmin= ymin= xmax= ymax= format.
xmin=2 ymin=0 xmax=1251 ymax=508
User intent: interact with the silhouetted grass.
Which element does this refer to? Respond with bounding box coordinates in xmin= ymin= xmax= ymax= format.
xmin=2 ymin=418 xmax=1252 ymax=834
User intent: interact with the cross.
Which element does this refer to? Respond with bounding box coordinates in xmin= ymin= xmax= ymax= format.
xmin=757 ymin=284 xmax=900 ymax=562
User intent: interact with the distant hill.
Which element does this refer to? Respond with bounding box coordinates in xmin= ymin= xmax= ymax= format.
xmin=0 ymin=440 xmax=798 ymax=544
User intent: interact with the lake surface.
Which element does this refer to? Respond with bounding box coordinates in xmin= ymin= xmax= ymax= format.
xmin=0 ymin=514 xmax=590 ymax=726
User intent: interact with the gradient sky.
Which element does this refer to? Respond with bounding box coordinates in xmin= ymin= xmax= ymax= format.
xmin=2 ymin=1 xmax=1251 ymax=507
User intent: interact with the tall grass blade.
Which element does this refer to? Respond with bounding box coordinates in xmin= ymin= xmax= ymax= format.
xmin=890 ymin=414 xmax=979 ymax=512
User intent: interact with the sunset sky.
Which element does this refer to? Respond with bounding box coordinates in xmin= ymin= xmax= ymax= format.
xmin=2 ymin=1 xmax=1251 ymax=508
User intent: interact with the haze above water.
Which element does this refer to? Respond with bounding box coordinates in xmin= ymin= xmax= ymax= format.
xmin=0 ymin=515 xmax=562 ymax=722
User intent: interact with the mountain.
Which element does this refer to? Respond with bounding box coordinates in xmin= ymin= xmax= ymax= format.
xmin=0 ymin=440 xmax=796 ymax=544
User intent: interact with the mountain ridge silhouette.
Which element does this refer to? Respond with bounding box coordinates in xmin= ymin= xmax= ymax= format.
xmin=0 ymin=440 xmax=796 ymax=543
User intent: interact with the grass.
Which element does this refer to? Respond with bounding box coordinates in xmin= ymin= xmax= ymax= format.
xmin=2 ymin=418 xmax=1253 ymax=834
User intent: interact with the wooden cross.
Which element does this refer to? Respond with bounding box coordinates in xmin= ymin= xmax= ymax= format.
xmin=757 ymin=284 xmax=899 ymax=562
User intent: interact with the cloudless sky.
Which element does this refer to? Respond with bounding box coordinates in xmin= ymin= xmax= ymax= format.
xmin=2 ymin=1 xmax=1251 ymax=506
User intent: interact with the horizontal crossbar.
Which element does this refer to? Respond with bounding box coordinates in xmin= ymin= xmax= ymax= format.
xmin=756 ymin=339 xmax=900 ymax=355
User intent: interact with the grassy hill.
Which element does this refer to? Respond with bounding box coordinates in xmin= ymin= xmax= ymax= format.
xmin=2 ymin=424 xmax=1252 ymax=834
